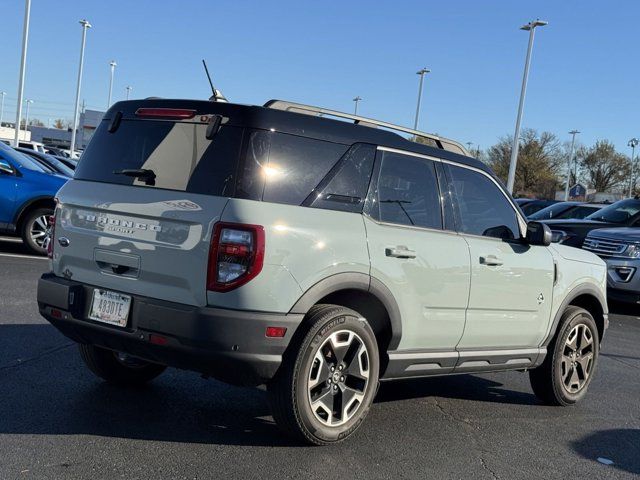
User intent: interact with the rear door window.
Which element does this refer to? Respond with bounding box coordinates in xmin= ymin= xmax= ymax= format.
xmin=74 ymin=119 xmax=243 ymax=196
xmin=369 ymin=151 xmax=442 ymax=229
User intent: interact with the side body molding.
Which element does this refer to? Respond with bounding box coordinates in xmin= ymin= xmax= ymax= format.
xmin=289 ymin=272 xmax=403 ymax=350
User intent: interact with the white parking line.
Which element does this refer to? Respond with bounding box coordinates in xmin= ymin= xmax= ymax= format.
xmin=0 ymin=252 xmax=48 ymax=260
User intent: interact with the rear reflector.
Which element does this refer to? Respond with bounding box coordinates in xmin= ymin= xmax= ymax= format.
xmin=134 ymin=108 xmax=197 ymax=119
xmin=149 ymin=334 xmax=168 ymax=346
xmin=266 ymin=326 xmax=287 ymax=338
xmin=50 ymin=308 xmax=63 ymax=319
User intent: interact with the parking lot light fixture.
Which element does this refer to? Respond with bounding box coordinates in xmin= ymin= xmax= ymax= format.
xmin=0 ymin=91 xmax=6 ymax=125
xmin=414 ymin=68 xmax=430 ymax=130
xmin=564 ymin=130 xmax=580 ymax=201
xmin=69 ymin=19 xmax=91 ymax=158
xmin=24 ymin=99 xmax=33 ymax=131
xmin=353 ymin=96 xmax=362 ymax=115
xmin=125 ymin=85 xmax=132 ymax=100
xmin=108 ymin=60 xmax=117 ymax=107
xmin=506 ymin=19 xmax=548 ymax=194
xmin=13 ymin=0 xmax=31 ymax=147
xmin=629 ymin=138 xmax=639 ymax=197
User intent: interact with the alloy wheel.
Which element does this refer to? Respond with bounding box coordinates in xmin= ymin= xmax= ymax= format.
xmin=307 ymin=330 xmax=370 ymax=427
xmin=30 ymin=214 xmax=50 ymax=249
xmin=561 ymin=323 xmax=595 ymax=394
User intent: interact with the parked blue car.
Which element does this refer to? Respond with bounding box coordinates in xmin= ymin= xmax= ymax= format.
xmin=0 ymin=142 xmax=67 ymax=254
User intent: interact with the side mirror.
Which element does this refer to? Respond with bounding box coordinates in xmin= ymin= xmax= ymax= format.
xmin=526 ymin=221 xmax=552 ymax=246
xmin=0 ymin=159 xmax=14 ymax=175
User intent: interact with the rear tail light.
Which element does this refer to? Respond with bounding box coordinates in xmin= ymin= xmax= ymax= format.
xmin=47 ymin=199 xmax=59 ymax=259
xmin=207 ymin=222 xmax=265 ymax=292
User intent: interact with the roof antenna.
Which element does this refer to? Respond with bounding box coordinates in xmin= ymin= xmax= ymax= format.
xmin=202 ymin=59 xmax=227 ymax=102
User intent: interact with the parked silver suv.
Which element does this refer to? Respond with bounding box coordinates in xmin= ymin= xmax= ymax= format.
xmin=37 ymin=98 xmax=608 ymax=445
xmin=584 ymin=228 xmax=640 ymax=305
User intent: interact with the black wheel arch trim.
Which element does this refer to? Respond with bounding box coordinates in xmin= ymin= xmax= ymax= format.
xmin=13 ymin=195 xmax=56 ymax=226
xmin=542 ymin=283 xmax=608 ymax=348
xmin=289 ymin=272 xmax=402 ymax=350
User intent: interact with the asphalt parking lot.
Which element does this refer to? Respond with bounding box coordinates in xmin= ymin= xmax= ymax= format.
xmin=0 ymin=237 xmax=639 ymax=480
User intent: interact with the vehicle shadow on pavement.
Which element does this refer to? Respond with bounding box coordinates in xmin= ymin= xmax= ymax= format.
xmin=571 ymin=429 xmax=640 ymax=475
xmin=375 ymin=374 xmax=538 ymax=406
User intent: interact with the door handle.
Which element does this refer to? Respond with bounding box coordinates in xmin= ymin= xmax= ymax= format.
xmin=480 ymin=255 xmax=503 ymax=266
xmin=385 ymin=246 xmax=417 ymax=259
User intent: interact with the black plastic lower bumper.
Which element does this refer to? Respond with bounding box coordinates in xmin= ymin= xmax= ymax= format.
xmin=607 ymin=287 xmax=640 ymax=305
xmin=37 ymin=273 xmax=304 ymax=386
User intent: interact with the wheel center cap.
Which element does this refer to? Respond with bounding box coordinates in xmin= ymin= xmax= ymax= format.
xmin=332 ymin=372 xmax=341 ymax=383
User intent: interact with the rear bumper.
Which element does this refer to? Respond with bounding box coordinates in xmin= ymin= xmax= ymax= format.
xmin=37 ymin=273 xmax=303 ymax=386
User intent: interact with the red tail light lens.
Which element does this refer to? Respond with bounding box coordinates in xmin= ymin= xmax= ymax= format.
xmin=134 ymin=108 xmax=196 ymax=119
xmin=47 ymin=200 xmax=59 ymax=259
xmin=207 ymin=222 xmax=265 ymax=292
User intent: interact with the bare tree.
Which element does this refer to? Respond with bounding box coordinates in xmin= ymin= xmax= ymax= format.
xmin=577 ymin=140 xmax=630 ymax=192
xmin=53 ymin=118 xmax=65 ymax=129
xmin=484 ymin=129 xmax=562 ymax=198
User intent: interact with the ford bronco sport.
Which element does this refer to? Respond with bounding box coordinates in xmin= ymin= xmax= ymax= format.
xmin=37 ymin=98 xmax=608 ymax=445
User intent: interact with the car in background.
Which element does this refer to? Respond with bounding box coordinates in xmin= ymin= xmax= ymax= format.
xmin=514 ymin=198 xmax=558 ymax=216
xmin=542 ymin=198 xmax=640 ymax=247
xmin=15 ymin=147 xmax=74 ymax=177
xmin=18 ymin=141 xmax=46 ymax=153
xmin=528 ymin=202 xmax=606 ymax=221
xmin=53 ymin=155 xmax=78 ymax=170
xmin=0 ymin=142 xmax=67 ymax=254
xmin=44 ymin=146 xmax=68 ymax=157
xmin=583 ymin=228 xmax=640 ymax=305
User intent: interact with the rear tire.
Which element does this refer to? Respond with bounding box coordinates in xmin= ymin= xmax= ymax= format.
xmin=20 ymin=207 xmax=53 ymax=255
xmin=530 ymin=306 xmax=599 ymax=406
xmin=268 ymin=304 xmax=380 ymax=445
xmin=79 ymin=344 xmax=167 ymax=386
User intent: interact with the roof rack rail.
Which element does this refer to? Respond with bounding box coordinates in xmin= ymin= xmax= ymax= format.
xmin=263 ymin=99 xmax=468 ymax=156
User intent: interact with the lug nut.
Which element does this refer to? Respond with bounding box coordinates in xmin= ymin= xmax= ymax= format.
xmin=338 ymin=365 xmax=343 ymax=371
xmin=333 ymin=385 xmax=338 ymax=391
xmin=330 ymin=366 xmax=335 ymax=372
xmin=340 ymin=376 xmax=345 ymax=382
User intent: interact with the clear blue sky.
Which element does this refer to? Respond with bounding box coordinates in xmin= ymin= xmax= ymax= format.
xmin=1 ymin=0 xmax=637 ymax=154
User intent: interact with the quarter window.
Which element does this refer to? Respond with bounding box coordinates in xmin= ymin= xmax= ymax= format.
xmin=447 ymin=164 xmax=520 ymax=239
xmin=372 ymin=151 xmax=442 ymax=229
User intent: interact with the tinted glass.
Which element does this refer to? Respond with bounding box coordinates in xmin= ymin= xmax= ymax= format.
xmin=448 ymin=164 xmax=520 ymax=239
xmin=556 ymin=205 xmax=601 ymax=219
xmin=0 ymin=143 xmax=47 ymax=173
xmin=308 ymin=143 xmax=375 ymax=213
xmin=262 ymin=133 xmax=348 ymax=205
xmin=75 ymin=119 xmax=243 ymax=195
xmin=586 ymin=199 xmax=640 ymax=224
xmin=528 ymin=202 xmax=577 ymax=220
xmin=373 ymin=152 xmax=442 ymax=229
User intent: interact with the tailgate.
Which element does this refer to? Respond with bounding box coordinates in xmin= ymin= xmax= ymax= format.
xmin=52 ymin=180 xmax=228 ymax=307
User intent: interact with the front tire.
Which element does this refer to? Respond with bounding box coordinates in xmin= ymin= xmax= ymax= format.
xmin=79 ymin=344 xmax=167 ymax=386
xmin=530 ymin=306 xmax=599 ymax=406
xmin=268 ymin=304 xmax=380 ymax=445
xmin=21 ymin=207 xmax=53 ymax=255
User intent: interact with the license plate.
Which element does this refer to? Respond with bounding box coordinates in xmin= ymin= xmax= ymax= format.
xmin=89 ymin=289 xmax=131 ymax=327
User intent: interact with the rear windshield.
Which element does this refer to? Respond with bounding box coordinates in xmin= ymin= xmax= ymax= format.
xmin=74 ymin=119 xmax=243 ymax=196
xmin=586 ymin=199 xmax=640 ymax=224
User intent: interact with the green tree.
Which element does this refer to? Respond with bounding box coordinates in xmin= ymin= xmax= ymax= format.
xmin=485 ymin=129 xmax=562 ymax=198
xmin=577 ymin=140 xmax=630 ymax=192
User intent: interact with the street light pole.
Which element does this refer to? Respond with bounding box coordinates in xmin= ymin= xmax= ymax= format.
xmin=125 ymin=85 xmax=132 ymax=100
xmin=413 ymin=68 xmax=430 ymax=130
xmin=353 ymin=96 xmax=362 ymax=115
xmin=506 ymin=19 xmax=548 ymax=194
xmin=107 ymin=60 xmax=117 ymax=107
xmin=629 ymin=138 xmax=639 ymax=197
xmin=564 ymin=130 xmax=580 ymax=201
xmin=24 ymin=99 xmax=33 ymax=131
xmin=13 ymin=0 xmax=31 ymax=146
xmin=69 ymin=19 xmax=91 ymax=157
xmin=0 ymin=92 xmax=6 ymax=125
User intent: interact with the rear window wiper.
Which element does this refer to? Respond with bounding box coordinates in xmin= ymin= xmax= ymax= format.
xmin=113 ymin=168 xmax=156 ymax=186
